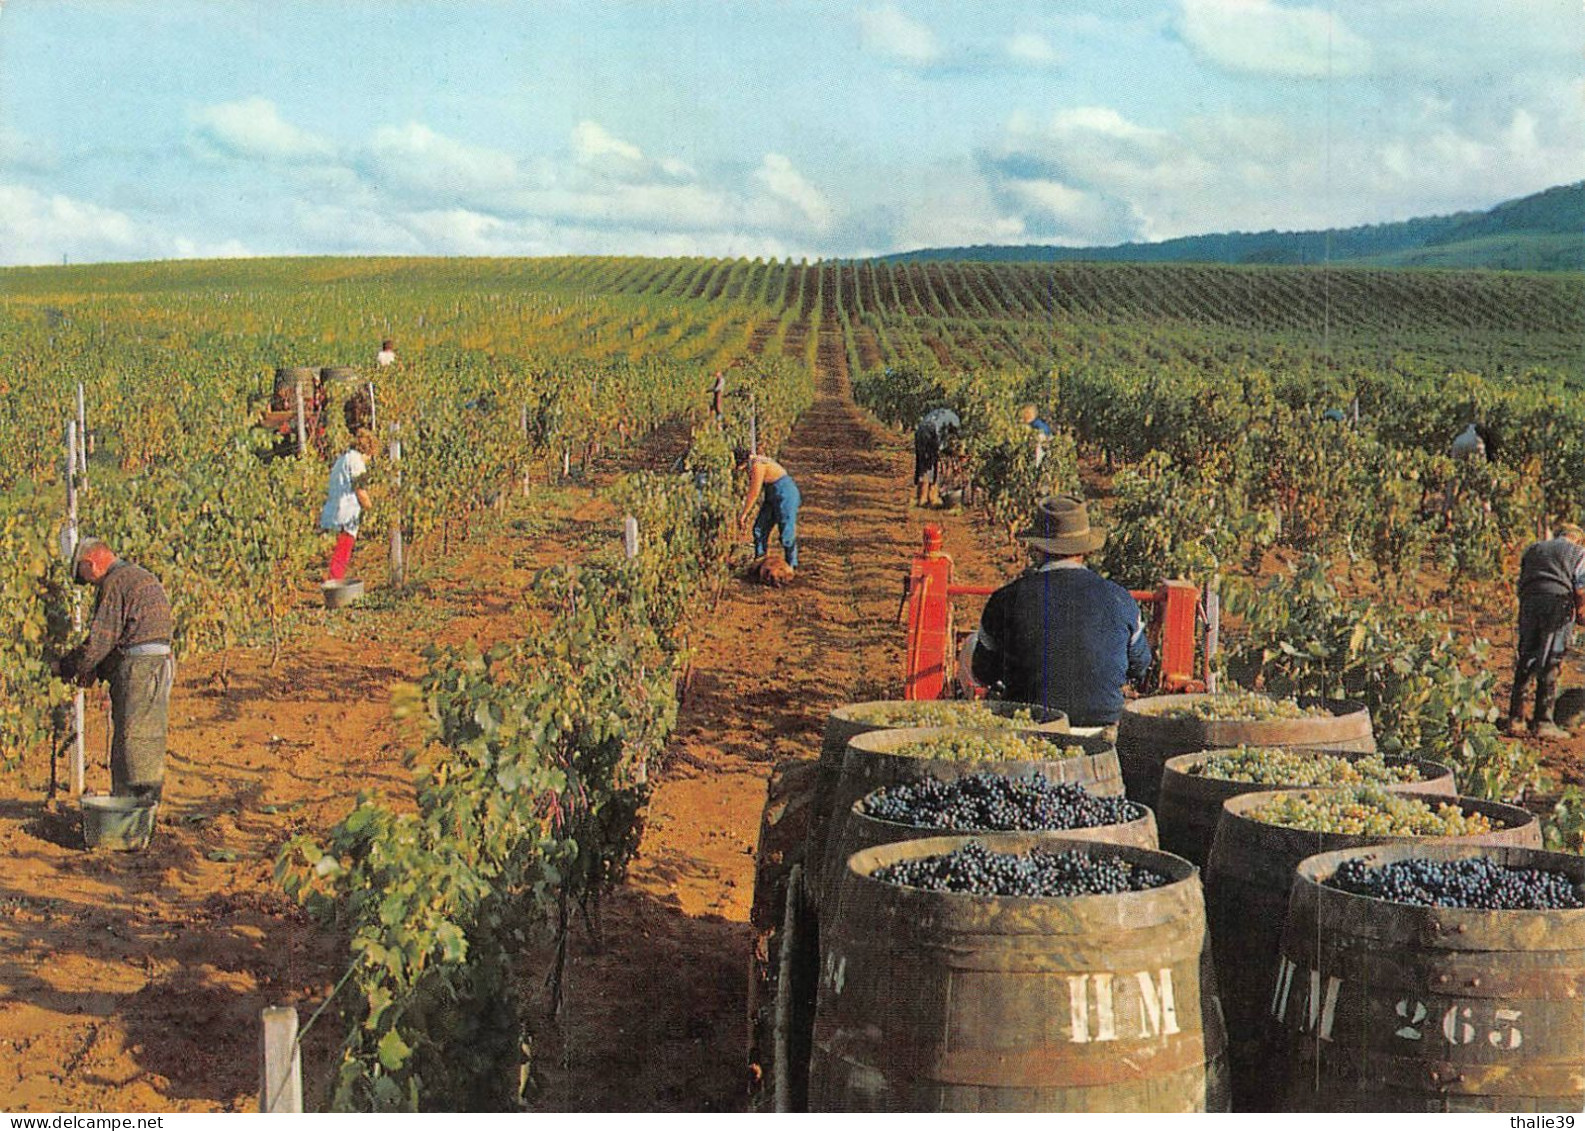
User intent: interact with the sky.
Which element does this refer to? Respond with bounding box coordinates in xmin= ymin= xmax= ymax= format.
xmin=0 ymin=0 xmax=1580 ymax=266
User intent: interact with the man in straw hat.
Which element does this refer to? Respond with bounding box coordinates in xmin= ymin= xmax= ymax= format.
xmin=53 ymin=537 xmax=175 ymax=799
xmin=1506 ymin=522 xmax=1585 ymax=739
xmin=971 ymin=494 xmax=1152 ymax=727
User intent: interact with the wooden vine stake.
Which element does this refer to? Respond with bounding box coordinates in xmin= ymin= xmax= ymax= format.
xmin=64 ymin=419 xmax=85 ymax=796
xmin=76 ymin=382 xmax=89 ymax=471
xmin=749 ymin=392 xmax=758 ymax=456
xmin=294 ymin=381 xmax=307 ymax=457
xmin=623 ymin=515 xmax=640 ymax=560
xmin=388 ymin=425 xmax=405 ymax=588
xmin=1204 ymin=581 xmax=1221 ymax=694
xmin=520 ymin=404 xmax=532 ymax=495
xmin=259 ymin=1006 xmax=303 ymax=1113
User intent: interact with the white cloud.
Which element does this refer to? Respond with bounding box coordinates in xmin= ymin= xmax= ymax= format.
xmin=362 ymin=123 xmax=519 ymax=201
xmin=754 ymin=153 xmax=833 ymax=230
xmin=1051 ymin=107 xmax=1164 ymax=145
xmin=893 ymin=191 xmax=1027 ymax=251
xmin=524 ymin=182 xmax=732 ymax=232
xmin=1005 ymin=33 xmax=1059 ymax=68
xmin=170 ymin=236 xmax=257 ymax=260
xmin=0 ymin=184 xmax=143 ymax=265
xmin=980 ymin=89 xmax=1585 ymax=248
xmin=659 ymin=157 xmax=698 ymax=182
xmin=857 ymin=6 xmax=942 ymax=66
xmin=190 ymin=98 xmax=333 ymax=161
xmin=571 ymin=120 xmax=652 ymax=182
xmin=1177 ymin=0 xmax=1371 ymax=79
xmin=572 ymin=120 xmax=643 ymax=167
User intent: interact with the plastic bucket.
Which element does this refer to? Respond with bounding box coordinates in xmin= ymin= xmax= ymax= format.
xmin=81 ymin=795 xmax=158 ymax=851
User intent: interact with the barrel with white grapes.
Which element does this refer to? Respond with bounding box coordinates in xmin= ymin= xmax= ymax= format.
xmin=1117 ymin=692 xmax=1374 ymax=810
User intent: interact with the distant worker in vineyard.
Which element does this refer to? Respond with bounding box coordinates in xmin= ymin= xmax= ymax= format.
xmin=53 ymin=537 xmax=174 ymax=801
xmin=344 ymin=384 xmax=374 ymax=434
xmin=735 ymin=447 xmax=799 ymax=577
xmin=708 ymin=368 xmax=727 ymax=425
xmin=321 ymin=430 xmax=375 ymax=582
xmin=914 ymin=406 xmax=961 ymax=508
xmin=1505 ymin=522 xmax=1585 ymax=740
xmin=1445 ymin=422 xmax=1491 ymax=523
xmin=971 ymin=495 xmax=1151 ymax=729
xmin=1018 ymin=403 xmax=1054 ymax=468
xmin=376 ymin=339 xmax=397 ymax=368
xmin=1452 ymin=422 xmax=1487 ymax=462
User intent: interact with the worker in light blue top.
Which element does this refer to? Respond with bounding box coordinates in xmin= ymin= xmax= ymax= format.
xmin=1018 ymin=404 xmax=1054 ymax=467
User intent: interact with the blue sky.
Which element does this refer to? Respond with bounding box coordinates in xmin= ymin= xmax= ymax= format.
xmin=0 ymin=0 xmax=1580 ymax=266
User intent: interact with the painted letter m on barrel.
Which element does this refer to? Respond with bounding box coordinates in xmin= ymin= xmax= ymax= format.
xmin=1067 ymin=970 xmax=1181 ymax=1043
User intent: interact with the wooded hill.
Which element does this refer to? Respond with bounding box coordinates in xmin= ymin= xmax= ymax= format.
xmin=882 ymin=181 xmax=1585 ymax=273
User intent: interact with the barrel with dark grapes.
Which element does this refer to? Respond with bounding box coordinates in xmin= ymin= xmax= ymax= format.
xmin=830 ymin=773 xmax=1157 ymax=873
xmin=1203 ymin=787 xmax=1541 ymax=1111
xmin=805 ymin=703 xmax=1068 ymax=915
xmin=1271 ymin=843 xmax=1585 ymax=1112
xmin=815 ymin=728 xmax=1120 ymax=911
xmin=809 ymin=834 xmax=1229 ymax=1111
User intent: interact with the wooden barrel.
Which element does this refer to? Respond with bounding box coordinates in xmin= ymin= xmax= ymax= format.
xmin=1272 ymin=843 xmax=1585 ymax=1112
xmin=810 ymin=834 xmax=1230 ymax=1112
xmin=1157 ymin=749 xmax=1455 ymax=869
xmin=321 ymin=365 xmax=361 ymax=383
xmin=804 ymin=703 xmax=1068 ymax=917
xmin=273 ymin=365 xmax=318 ymax=398
xmin=828 ymin=793 xmax=1158 ymax=879
xmin=816 ymin=729 xmax=1120 ymax=912
xmin=1203 ymin=789 xmax=1541 ymax=1111
xmin=1117 ymin=695 xmax=1374 ymax=810
xmin=747 ymin=759 xmax=823 ymax=1110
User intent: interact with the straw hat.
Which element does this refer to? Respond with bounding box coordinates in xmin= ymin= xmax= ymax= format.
xmin=1019 ymin=495 xmax=1106 ymax=556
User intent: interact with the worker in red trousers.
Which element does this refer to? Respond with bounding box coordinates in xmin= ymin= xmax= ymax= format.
xmin=320 ymin=430 xmax=374 ymax=582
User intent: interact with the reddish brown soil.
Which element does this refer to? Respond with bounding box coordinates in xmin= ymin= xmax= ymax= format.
xmin=0 ymin=364 xmax=1009 ymax=1113
xmin=5 ymin=351 xmax=1568 ymax=1113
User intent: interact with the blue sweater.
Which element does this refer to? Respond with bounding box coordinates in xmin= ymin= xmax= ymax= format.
xmin=972 ymin=564 xmax=1152 ymax=726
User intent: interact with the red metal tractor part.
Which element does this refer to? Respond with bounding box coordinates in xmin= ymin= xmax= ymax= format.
xmin=902 ymin=524 xmax=1205 ymax=701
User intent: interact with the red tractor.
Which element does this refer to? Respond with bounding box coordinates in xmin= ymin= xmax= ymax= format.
xmin=901 ymin=523 xmax=1206 ymax=701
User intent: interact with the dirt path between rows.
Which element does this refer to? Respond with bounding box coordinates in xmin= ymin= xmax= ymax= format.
xmin=524 ymin=340 xmax=1011 ymax=1110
